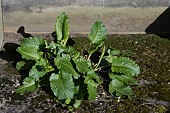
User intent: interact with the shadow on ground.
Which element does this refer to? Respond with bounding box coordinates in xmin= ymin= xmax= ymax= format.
xmin=146 ymin=7 xmax=170 ymax=39
xmin=0 ymin=43 xmax=21 ymax=61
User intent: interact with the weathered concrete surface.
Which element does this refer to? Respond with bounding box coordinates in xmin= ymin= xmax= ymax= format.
xmin=3 ymin=6 xmax=168 ymax=34
xmin=0 ymin=0 xmax=3 ymax=50
xmin=2 ymin=0 xmax=170 ymax=10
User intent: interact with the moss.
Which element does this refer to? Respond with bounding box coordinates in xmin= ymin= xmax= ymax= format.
xmin=1 ymin=34 xmax=170 ymax=112
xmin=154 ymin=105 xmax=168 ymax=113
xmin=72 ymin=34 xmax=170 ymax=112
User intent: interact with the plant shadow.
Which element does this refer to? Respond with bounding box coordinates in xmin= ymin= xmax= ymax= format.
xmin=17 ymin=26 xmax=33 ymax=38
xmin=146 ymin=7 xmax=170 ymax=39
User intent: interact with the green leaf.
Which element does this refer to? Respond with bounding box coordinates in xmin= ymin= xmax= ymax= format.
xmin=74 ymin=100 xmax=82 ymax=109
xmin=17 ymin=37 xmax=45 ymax=60
xmin=36 ymin=59 xmax=54 ymax=72
xmin=88 ymin=21 xmax=107 ymax=46
xmin=109 ymin=79 xmax=134 ymax=99
xmin=75 ymin=57 xmax=89 ymax=73
xmin=19 ymin=37 xmax=45 ymax=47
xmin=55 ymin=12 xmax=69 ymax=46
xmin=107 ymin=48 xmax=121 ymax=56
xmin=84 ymin=77 xmax=98 ymax=101
xmin=54 ymin=55 xmax=80 ymax=79
xmin=111 ymin=57 xmax=140 ymax=76
xmin=50 ymin=72 xmax=75 ymax=100
xmin=16 ymin=61 xmax=26 ymax=70
xmin=15 ymin=77 xmax=39 ymax=94
xmin=109 ymin=74 xmax=138 ymax=84
xmin=17 ymin=46 xmax=40 ymax=61
xmin=87 ymin=70 xmax=102 ymax=84
xmin=29 ymin=65 xmax=47 ymax=81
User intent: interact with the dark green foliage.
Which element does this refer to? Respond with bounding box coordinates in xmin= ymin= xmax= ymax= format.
xmin=15 ymin=12 xmax=140 ymax=111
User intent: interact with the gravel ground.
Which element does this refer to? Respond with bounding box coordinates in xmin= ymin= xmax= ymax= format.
xmin=0 ymin=33 xmax=170 ymax=113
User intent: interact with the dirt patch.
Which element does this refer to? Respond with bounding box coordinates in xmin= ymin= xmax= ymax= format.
xmin=0 ymin=33 xmax=170 ymax=113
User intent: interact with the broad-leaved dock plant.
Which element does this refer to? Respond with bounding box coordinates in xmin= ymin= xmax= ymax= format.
xmin=15 ymin=12 xmax=140 ymax=111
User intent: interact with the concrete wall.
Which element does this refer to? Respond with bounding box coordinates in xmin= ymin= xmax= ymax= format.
xmin=2 ymin=0 xmax=170 ymax=9
xmin=0 ymin=0 xmax=3 ymax=50
xmin=2 ymin=0 xmax=170 ymax=34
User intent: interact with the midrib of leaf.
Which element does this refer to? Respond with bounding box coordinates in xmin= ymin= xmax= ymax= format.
xmin=58 ymin=76 xmax=69 ymax=98
xmin=92 ymin=24 xmax=99 ymax=44
xmin=20 ymin=44 xmax=39 ymax=48
xmin=60 ymin=61 xmax=74 ymax=72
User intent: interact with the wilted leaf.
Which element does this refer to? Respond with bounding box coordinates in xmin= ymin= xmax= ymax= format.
xmin=50 ymin=72 xmax=75 ymax=100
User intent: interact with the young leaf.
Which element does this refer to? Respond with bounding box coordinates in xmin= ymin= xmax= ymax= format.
xmin=107 ymin=48 xmax=121 ymax=56
xmin=16 ymin=61 xmax=26 ymax=70
xmin=55 ymin=12 xmax=69 ymax=46
xmin=15 ymin=77 xmax=39 ymax=94
xmin=54 ymin=55 xmax=80 ymax=79
xmin=84 ymin=77 xmax=98 ymax=101
xmin=17 ymin=37 xmax=45 ymax=60
xmin=109 ymin=79 xmax=134 ymax=99
xmin=73 ymin=100 xmax=82 ymax=109
xmin=110 ymin=57 xmax=140 ymax=76
xmin=88 ymin=21 xmax=107 ymax=46
xmin=50 ymin=72 xmax=75 ymax=100
xmin=75 ymin=57 xmax=89 ymax=73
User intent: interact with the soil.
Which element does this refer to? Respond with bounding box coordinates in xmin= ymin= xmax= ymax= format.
xmin=0 ymin=33 xmax=170 ymax=113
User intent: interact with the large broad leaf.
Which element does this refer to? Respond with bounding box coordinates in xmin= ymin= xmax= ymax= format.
xmin=19 ymin=37 xmax=45 ymax=47
xmin=109 ymin=74 xmax=138 ymax=84
xmin=50 ymin=72 xmax=75 ymax=100
xmin=111 ymin=57 xmax=140 ymax=76
xmin=55 ymin=12 xmax=69 ymax=45
xmin=88 ymin=21 xmax=107 ymax=46
xmin=75 ymin=57 xmax=89 ymax=73
xmin=109 ymin=79 xmax=134 ymax=99
xmin=17 ymin=37 xmax=45 ymax=60
xmin=15 ymin=77 xmax=39 ymax=94
xmin=84 ymin=76 xmax=98 ymax=101
xmin=54 ymin=55 xmax=80 ymax=79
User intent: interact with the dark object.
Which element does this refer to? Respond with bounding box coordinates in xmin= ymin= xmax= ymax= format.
xmin=0 ymin=43 xmax=21 ymax=61
xmin=146 ymin=7 xmax=170 ymax=39
xmin=17 ymin=26 xmax=33 ymax=38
